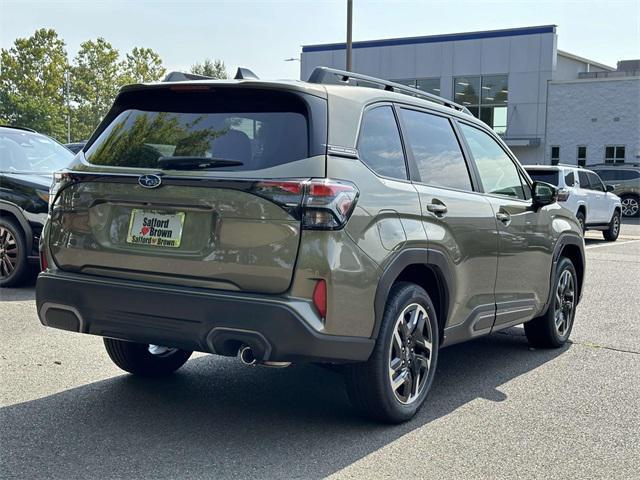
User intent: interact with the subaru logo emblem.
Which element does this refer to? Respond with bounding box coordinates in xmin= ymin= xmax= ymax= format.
xmin=138 ymin=174 xmax=162 ymax=189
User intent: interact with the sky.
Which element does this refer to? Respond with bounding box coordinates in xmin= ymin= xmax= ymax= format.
xmin=1 ymin=0 xmax=639 ymax=79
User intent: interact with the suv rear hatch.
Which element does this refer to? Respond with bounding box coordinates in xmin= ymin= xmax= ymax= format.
xmin=48 ymin=84 xmax=329 ymax=294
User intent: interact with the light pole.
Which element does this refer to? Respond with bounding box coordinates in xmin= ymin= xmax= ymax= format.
xmin=65 ymin=70 xmax=71 ymax=143
xmin=346 ymin=0 xmax=353 ymax=71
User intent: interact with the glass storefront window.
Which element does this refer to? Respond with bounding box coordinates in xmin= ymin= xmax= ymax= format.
xmin=454 ymin=76 xmax=480 ymax=106
xmin=455 ymin=75 xmax=508 ymax=134
xmin=415 ymin=78 xmax=441 ymax=96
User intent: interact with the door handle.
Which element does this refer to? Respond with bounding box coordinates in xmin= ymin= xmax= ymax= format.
xmin=496 ymin=212 xmax=511 ymax=224
xmin=427 ymin=203 xmax=448 ymax=216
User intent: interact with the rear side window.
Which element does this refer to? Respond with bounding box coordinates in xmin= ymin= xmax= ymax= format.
xmin=526 ymin=169 xmax=560 ymax=186
xmin=85 ymin=89 xmax=313 ymax=171
xmin=358 ymin=106 xmax=407 ymax=180
xmin=460 ymin=124 xmax=528 ymax=200
xmin=578 ymin=171 xmax=590 ymax=188
xmin=399 ymin=108 xmax=472 ymax=191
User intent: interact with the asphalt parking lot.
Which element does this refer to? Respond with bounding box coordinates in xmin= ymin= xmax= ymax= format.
xmin=1 ymin=222 xmax=639 ymax=479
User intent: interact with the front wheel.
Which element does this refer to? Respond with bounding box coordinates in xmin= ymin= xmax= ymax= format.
xmin=620 ymin=195 xmax=639 ymax=218
xmin=524 ymin=257 xmax=578 ymax=348
xmin=104 ymin=338 xmax=192 ymax=376
xmin=603 ymin=210 xmax=621 ymax=242
xmin=343 ymin=282 xmax=439 ymax=423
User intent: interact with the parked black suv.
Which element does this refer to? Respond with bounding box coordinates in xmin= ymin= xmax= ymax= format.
xmin=0 ymin=126 xmax=74 ymax=286
xmin=36 ymin=68 xmax=585 ymax=422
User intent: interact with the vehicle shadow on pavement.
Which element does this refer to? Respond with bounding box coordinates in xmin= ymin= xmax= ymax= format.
xmin=0 ymin=331 xmax=568 ymax=480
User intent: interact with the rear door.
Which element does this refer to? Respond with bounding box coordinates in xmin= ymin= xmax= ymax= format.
xmin=457 ymin=121 xmax=554 ymax=328
xmin=48 ymin=85 xmax=327 ymax=294
xmin=398 ymin=106 xmax=498 ymax=336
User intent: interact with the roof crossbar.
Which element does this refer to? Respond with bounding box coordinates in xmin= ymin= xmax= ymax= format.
xmin=308 ymin=66 xmax=471 ymax=115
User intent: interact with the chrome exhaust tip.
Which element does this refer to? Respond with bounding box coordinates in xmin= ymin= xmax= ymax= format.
xmin=238 ymin=345 xmax=257 ymax=366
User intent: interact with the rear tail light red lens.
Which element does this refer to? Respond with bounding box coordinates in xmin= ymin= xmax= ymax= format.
xmin=250 ymin=178 xmax=359 ymax=230
xmin=302 ymin=179 xmax=359 ymax=230
xmin=312 ymin=279 xmax=327 ymax=318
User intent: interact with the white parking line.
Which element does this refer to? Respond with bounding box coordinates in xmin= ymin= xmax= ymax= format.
xmin=585 ymin=239 xmax=640 ymax=250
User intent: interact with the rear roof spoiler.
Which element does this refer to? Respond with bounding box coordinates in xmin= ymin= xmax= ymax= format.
xmin=162 ymin=67 xmax=259 ymax=82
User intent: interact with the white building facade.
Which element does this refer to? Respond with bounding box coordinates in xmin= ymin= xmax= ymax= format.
xmin=300 ymin=25 xmax=638 ymax=166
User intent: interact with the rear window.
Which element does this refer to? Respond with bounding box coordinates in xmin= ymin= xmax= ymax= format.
xmin=85 ymin=88 xmax=315 ymax=171
xmin=526 ymin=169 xmax=559 ymax=186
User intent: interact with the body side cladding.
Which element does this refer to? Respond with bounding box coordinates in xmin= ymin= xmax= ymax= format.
xmin=372 ymin=248 xmax=452 ymax=340
xmin=542 ymin=233 xmax=585 ymax=316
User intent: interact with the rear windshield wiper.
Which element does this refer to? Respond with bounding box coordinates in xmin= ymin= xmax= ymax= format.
xmin=157 ymin=156 xmax=244 ymax=170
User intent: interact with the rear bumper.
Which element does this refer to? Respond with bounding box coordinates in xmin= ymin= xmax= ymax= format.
xmin=36 ymin=271 xmax=374 ymax=363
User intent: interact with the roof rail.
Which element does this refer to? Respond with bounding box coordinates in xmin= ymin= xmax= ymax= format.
xmin=0 ymin=125 xmax=37 ymax=133
xmin=307 ymin=66 xmax=472 ymax=115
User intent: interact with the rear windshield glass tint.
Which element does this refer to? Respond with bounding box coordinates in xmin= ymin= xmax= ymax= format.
xmin=85 ymin=89 xmax=311 ymax=170
xmin=526 ymin=170 xmax=559 ymax=186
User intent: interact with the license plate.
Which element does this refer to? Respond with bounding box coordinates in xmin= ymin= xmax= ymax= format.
xmin=126 ymin=209 xmax=185 ymax=248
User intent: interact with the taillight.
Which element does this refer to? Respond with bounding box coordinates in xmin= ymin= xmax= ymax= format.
xmin=302 ymin=179 xmax=358 ymax=230
xmin=250 ymin=178 xmax=359 ymax=230
xmin=557 ymin=188 xmax=570 ymax=202
xmin=312 ymin=279 xmax=327 ymax=318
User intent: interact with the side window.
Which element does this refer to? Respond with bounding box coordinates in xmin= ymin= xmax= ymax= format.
xmin=459 ymin=123 xmax=528 ymax=200
xmin=358 ymin=106 xmax=407 ymax=180
xmin=578 ymin=171 xmax=590 ymax=189
xmin=399 ymin=108 xmax=473 ymax=191
xmin=587 ymin=172 xmax=605 ymax=192
xmin=564 ymin=171 xmax=575 ymax=187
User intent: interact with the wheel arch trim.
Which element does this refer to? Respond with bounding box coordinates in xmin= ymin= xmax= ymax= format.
xmin=0 ymin=201 xmax=34 ymax=254
xmin=372 ymin=248 xmax=452 ymax=340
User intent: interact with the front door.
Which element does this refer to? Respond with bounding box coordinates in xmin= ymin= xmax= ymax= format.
xmin=457 ymin=122 xmax=554 ymax=330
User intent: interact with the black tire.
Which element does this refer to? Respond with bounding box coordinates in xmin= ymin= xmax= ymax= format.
xmin=603 ymin=210 xmax=621 ymax=242
xmin=0 ymin=217 xmax=29 ymax=288
xmin=524 ymin=257 xmax=577 ymax=348
xmin=575 ymin=210 xmax=586 ymax=234
xmin=343 ymin=282 xmax=439 ymax=423
xmin=620 ymin=194 xmax=639 ymax=218
xmin=104 ymin=338 xmax=192 ymax=377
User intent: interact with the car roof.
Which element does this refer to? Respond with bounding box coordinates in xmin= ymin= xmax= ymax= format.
xmin=121 ymin=78 xmax=482 ymax=125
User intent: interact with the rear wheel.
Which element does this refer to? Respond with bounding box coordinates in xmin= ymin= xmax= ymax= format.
xmin=0 ymin=217 xmax=29 ymax=288
xmin=344 ymin=282 xmax=439 ymax=423
xmin=603 ymin=210 xmax=621 ymax=242
xmin=620 ymin=195 xmax=639 ymax=218
xmin=104 ymin=338 xmax=192 ymax=376
xmin=524 ymin=257 xmax=577 ymax=348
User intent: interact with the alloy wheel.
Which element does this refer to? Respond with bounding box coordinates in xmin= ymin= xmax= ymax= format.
xmin=388 ymin=303 xmax=433 ymax=405
xmin=612 ymin=214 xmax=620 ymax=237
xmin=554 ymin=270 xmax=575 ymax=338
xmin=621 ymin=197 xmax=639 ymax=217
xmin=0 ymin=226 xmax=18 ymax=279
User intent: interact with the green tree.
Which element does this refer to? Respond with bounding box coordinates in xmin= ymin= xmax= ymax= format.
xmin=121 ymin=47 xmax=166 ymax=84
xmin=0 ymin=28 xmax=68 ymax=140
xmin=70 ymin=37 xmax=121 ymax=141
xmin=190 ymin=58 xmax=228 ymax=79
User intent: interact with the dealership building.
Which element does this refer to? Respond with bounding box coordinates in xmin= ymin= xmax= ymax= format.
xmin=300 ymin=25 xmax=640 ymax=166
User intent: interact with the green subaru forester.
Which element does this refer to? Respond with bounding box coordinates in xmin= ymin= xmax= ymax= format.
xmin=36 ymin=67 xmax=585 ymax=423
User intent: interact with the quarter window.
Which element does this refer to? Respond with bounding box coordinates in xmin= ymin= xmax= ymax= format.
xmin=358 ymin=106 xmax=407 ymax=180
xmin=459 ymin=123 xmax=528 ymax=200
xmin=564 ymin=171 xmax=575 ymax=187
xmin=399 ymin=108 xmax=472 ymax=191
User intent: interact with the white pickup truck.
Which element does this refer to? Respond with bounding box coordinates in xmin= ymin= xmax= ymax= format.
xmin=525 ymin=165 xmax=622 ymax=241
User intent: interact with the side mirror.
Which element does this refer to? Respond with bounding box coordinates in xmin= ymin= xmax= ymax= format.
xmin=606 ymin=184 xmax=615 ymax=192
xmin=532 ymin=181 xmax=558 ymax=209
